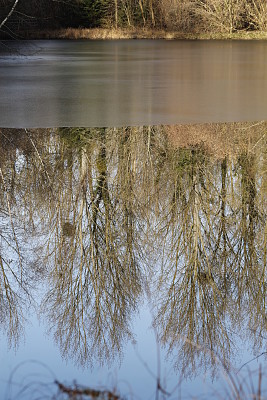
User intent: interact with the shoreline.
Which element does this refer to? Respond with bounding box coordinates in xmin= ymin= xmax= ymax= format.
xmin=1 ymin=27 xmax=267 ymax=40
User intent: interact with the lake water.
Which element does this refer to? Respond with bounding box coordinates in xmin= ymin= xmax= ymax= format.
xmin=1 ymin=40 xmax=267 ymax=127
xmin=0 ymin=40 xmax=267 ymax=400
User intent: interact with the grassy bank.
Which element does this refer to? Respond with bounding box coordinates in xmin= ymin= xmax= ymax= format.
xmin=10 ymin=27 xmax=267 ymax=40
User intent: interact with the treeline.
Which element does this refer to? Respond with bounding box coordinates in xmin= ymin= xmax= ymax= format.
xmin=82 ymin=0 xmax=267 ymax=33
xmin=1 ymin=0 xmax=267 ymax=36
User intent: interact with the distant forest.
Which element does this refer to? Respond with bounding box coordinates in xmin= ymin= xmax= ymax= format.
xmin=1 ymin=0 xmax=267 ymax=37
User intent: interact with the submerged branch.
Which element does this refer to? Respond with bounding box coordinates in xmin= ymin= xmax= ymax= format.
xmin=55 ymin=380 xmax=122 ymax=399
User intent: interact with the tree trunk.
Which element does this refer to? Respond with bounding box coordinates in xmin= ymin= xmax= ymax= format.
xmin=114 ymin=0 xmax=118 ymax=28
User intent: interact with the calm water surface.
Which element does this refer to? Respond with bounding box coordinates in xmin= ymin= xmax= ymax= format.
xmin=1 ymin=39 xmax=267 ymax=399
xmin=0 ymin=125 xmax=266 ymax=399
xmin=1 ymin=40 xmax=267 ymax=127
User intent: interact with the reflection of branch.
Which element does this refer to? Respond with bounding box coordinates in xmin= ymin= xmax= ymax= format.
xmin=26 ymin=130 xmax=63 ymax=233
xmin=0 ymin=167 xmax=23 ymax=281
xmin=250 ymin=132 xmax=267 ymax=152
xmin=133 ymin=339 xmax=172 ymax=399
xmin=27 ymin=131 xmax=52 ymax=186
xmin=237 ymin=352 xmax=267 ymax=373
xmin=0 ymin=255 xmax=22 ymax=345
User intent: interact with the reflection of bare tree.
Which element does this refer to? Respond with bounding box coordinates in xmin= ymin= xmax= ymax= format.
xmin=151 ymin=125 xmax=267 ymax=376
xmin=0 ymin=124 xmax=266 ymax=377
xmin=232 ymin=151 xmax=267 ymax=349
xmin=152 ymin=148 xmax=232 ymax=376
xmin=0 ymin=169 xmax=23 ymax=345
xmin=41 ymin=128 xmax=144 ymax=366
xmin=0 ymin=130 xmax=36 ymax=346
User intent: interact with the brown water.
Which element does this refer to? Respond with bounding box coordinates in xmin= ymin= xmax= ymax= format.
xmin=1 ymin=40 xmax=267 ymax=127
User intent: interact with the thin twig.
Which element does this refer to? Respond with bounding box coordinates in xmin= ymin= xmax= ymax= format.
xmin=237 ymin=352 xmax=267 ymax=373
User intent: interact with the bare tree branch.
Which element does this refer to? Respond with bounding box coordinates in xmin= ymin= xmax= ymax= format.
xmin=0 ymin=0 xmax=20 ymax=30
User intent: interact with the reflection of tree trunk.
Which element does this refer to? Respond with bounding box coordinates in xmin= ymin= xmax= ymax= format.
xmin=78 ymin=147 xmax=88 ymax=257
xmin=92 ymin=131 xmax=110 ymax=236
xmin=192 ymin=154 xmax=199 ymax=278
xmin=248 ymin=160 xmax=256 ymax=224
xmin=221 ymin=158 xmax=228 ymax=294
xmin=220 ymin=158 xmax=227 ymax=258
xmin=193 ymin=184 xmax=199 ymax=271
xmin=247 ymin=157 xmax=256 ymax=258
xmin=221 ymin=158 xmax=227 ymax=242
xmin=241 ymin=154 xmax=256 ymax=263
xmin=81 ymin=147 xmax=87 ymax=187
